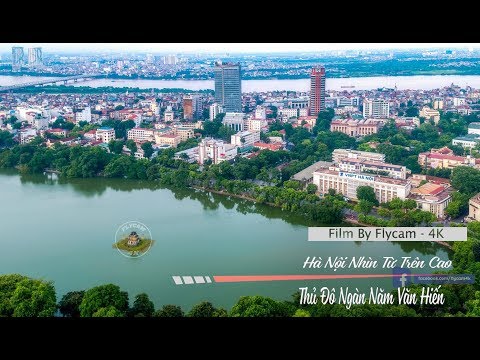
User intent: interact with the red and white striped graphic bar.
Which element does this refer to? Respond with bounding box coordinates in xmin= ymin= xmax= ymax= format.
xmin=172 ymin=276 xmax=212 ymax=285
xmin=173 ymin=273 xmax=440 ymax=285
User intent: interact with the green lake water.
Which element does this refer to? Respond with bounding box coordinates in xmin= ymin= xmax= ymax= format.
xmin=0 ymin=169 xmax=450 ymax=311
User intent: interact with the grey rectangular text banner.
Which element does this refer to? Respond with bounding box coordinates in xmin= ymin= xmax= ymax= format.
xmin=308 ymin=227 xmax=467 ymax=241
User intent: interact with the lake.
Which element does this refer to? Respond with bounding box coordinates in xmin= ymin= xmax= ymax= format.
xmin=0 ymin=169 xmax=449 ymax=311
xmin=2 ymin=74 xmax=480 ymax=92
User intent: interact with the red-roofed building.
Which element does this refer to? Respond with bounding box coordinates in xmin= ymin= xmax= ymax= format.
xmin=409 ymin=182 xmax=452 ymax=219
xmin=411 ymin=174 xmax=451 ymax=186
xmin=298 ymin=116 xmax=317 ymax=127
xmin=253 ymin=142 xmax=283 ymax=151
xmin=84 ymin=129 xmax=96 ymax=140
xmin=90 ymin=140 xmax=103 ymax=146
xmin=59 ymin=137 xmax=76 ymax=145
xmin=418 ymin=147 xmax=477 ymax=169
xmin=46 ymin=128 xmax=67 ymax=137
xmin=434 ymin=146 xmax=454 ymax=155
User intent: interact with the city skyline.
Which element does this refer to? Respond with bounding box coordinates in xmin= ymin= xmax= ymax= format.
xmin=1 ymin=43 xmax=479 ymax=54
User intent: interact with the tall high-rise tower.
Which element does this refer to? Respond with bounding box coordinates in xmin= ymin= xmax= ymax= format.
xmin=12 ymin=47 xmax=25 ymax=71
xmin=28 ymin=47 xmax=43 ymax=67
xmin=183 ymin=94 xmax=201 ymax=120
xmin=214 ymin=62 xmax=242 ymax=113
xmin=309 ymin=66 xmax=326 ymax=116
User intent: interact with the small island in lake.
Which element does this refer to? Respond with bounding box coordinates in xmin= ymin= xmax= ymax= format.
xmin=114 ymin=231 xmax=154 ymax=256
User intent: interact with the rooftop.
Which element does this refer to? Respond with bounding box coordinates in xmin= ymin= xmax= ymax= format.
xmin=453 ymin=134 xmax=480 ymax=142
xmin=158 ymin=134 xmax=177 ymax=138
xmin=340 ymin=158 xmax=404 ymax=170
xmin=411 ymin=183 xmax=446 ymax=196
xmin=421 ymin=152 xmax=467 ymax=162
xmin=253 ymin=142 xmax=283 ymax=151
xmin=98 ymin=127 xmax=113 ymax=131
xmin=470 ymin=192 xmax=480 ymax=204
xmin=331 ymin=119 xmax=382 ymax=125
xmin=469 ymin=122 xmax=480 ymax=130
xmin=292 ymin=160 xmax=334 ymax=181
xmin=432 ymin=146 xmax=454 ymax=155
xmin=333 ymin=148 xmax=383 ymax=157
xmin=313 ymin=168 xmax=410 ymax=186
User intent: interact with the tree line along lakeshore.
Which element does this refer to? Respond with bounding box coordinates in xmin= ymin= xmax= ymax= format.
xmin=2 ymin=108 xmax=480 ymax=316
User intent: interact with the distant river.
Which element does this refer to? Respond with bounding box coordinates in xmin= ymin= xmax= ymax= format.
xmin=2 ymin=74 xmax=480 ymax=92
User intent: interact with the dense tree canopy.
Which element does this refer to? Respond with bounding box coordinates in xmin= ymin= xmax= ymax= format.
xmin=188 ymin=301 xmax=217 ymax=317
xmin=0 ymin=130 xmax=14 ymax=148
xmin=356 ymin=186 xmax=378 ymax=206
xmin=0 ymin=274 xmax=56 ymax=317
xmin=141 ymin=141 xmax=154 ymax=159
xmin=451 ymin=167 xmax=480 ymax=196
xmin=79 ymin=284 xmax=129 ymax=317
xmin=230 ymin=295 xmax=291 ymax=317
xmin=58 ymin=291 xmax=85 ymax=317
xmin=154 ymin=304 xmax=184 ymax=317
xmin=130 ymin=293 xmax=155 ymax=317
xmin=101 ymin=119 xmax=135 ymax=139
xmin=108 ymin=139 xmax=125 ymax=155
xmin=314 ymin=109 xmax=335 ymax=132
xmin=52 ymin=116 xmax=75 ymax=131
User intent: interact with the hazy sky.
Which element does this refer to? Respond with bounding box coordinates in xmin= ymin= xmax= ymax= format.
xmin=1 ymin=43 xmax=478 ymax=54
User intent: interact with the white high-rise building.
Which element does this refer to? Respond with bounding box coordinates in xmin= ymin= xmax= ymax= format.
xmin=75 ymin=107 xmax=92 ymax=123
xmin=151 ymin=102 xmax=160 ymax=116
xmin=12 ymin=47 xmax=24 ymax=71
xmin=163 ymin=55 xmax=178 ymax=65
xmin=363 ymin=99 xmax=390 ymax=118
xmin=209 ymin=103 xmax=223 ymax=121
xmin=278 ymin=107 xmax=298 ymax=119
xmin=33 ymin=117 xmax=49 ymax=130
xmin=164 ymin=110 xmax=174 ymax=122
xmin=96 ymin=127 xmax=115 ymax=143
xmin=453 ymin=97 xmax=466 ymax=107
xmin=254 ymin=106 xmax=266 ymax=120
xmin=28 ymin=47 xmax=43 ymax=67
xmin=198 ymin=138 xmax=237 ymax=165
xmin=245 ymin=118 xmax=267 ymax=132
xmin=230 ymin=131 xmax=260 ymax=148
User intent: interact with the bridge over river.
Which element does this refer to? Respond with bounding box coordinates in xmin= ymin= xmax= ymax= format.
xmin=0 ymin=74 xmax=104 ymax=92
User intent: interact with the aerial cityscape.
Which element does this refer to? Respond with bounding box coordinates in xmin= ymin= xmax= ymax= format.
xmin=1 ymin=43 xmax=480 ymax=318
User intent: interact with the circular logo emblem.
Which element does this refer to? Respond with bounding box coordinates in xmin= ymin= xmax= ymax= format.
xmin=114 ymin=221 xmax=154 ymax=258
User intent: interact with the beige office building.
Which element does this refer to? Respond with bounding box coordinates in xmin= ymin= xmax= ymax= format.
xmin=468 ymin=193 xmax=480 ymax=222
xmin=330 ymin=119 xmax=383 ymax=137
xmin=313 ymin=168 xmax=411 ymax=203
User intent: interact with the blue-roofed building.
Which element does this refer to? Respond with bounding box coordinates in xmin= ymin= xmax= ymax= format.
xmin=452 ymin=134 xmax=480 ymax=149
xmin=95 ymin=127 xmax=115 ymax=143
xmin=468 ymin=122 xmax=480 ymax=135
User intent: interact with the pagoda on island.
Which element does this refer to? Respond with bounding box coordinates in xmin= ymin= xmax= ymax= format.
xmin=126 ymin=231 xmax=140 ymax=247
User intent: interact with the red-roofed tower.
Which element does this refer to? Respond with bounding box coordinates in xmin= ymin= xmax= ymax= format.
xmin=309 ymin=66 xmax=326 ymax=116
